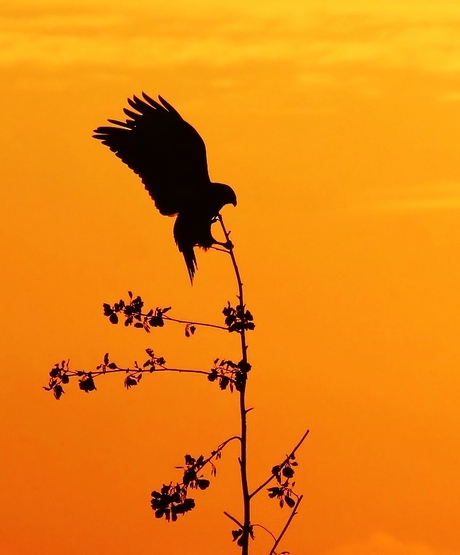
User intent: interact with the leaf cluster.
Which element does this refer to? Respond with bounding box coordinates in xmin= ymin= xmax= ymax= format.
xmin=208 ymin=358 xmax=251 ymax=392
xmin=103 ymin=291 xmax=171 ymax=332
xmin=44 ymin=359 xmax=99 ymax=399
xmin=44 ymin=360 xmax=70 ymax=400
xmin=151 ymin=454 xmax=215 ymax=522
xmin=223 ymin=303 xmax=255 ymax=333
xmin=268 ymin=455 xmax=299 ymax=509
xmin=43 ymin=350 xmax=167 ymax=399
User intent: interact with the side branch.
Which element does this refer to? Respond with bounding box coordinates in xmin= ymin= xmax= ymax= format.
xmin=198 ymin=435 xmax=242 ymax=471
xmin=45 ymin=352 xmax=213 ymax=400
xmin=224 ymin=511 xmax=244 ymax=528
xmin=268 ymin=495 xmax=303 ymax=555
xmin=103 ymin=293 xmax=227 ymax=334
xmin=250 ymin=429 xmax=310 ymax=499
xmin=44 ymin=351 xmax=249 ymax=399
xmin=164 ymin=315 xmax=227 ymax=331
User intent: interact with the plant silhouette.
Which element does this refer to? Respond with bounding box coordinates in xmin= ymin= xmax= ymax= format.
xmin=45 ymin=93 xmax=309 ymax=555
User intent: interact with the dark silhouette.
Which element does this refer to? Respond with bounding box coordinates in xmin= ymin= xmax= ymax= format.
xmin=93 ymin=93 xmax=237 ymax=281
xmin=45 ymin=94 xmax=309 ymax=555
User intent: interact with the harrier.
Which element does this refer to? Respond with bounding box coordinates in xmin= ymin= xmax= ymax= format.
xmin=93 ymin=93 xmax=237 ymax=281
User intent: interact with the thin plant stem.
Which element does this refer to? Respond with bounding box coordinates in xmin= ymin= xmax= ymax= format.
xmin=252 ymin=523 xmax=277 ymax=542
xmin=199 ymin=435 xmax=242 ymax=469
xmin=78 ymin=367 xmax=211 ymax=378
xmin=163 ymin=315 xmax=227 ymax=331
xmin=218 ymin=214 xmax=251 ymax=555
xmin=224 ymin=511 xmax=244 ymax=528
xmin=268 ymin=495 xmax=303 ymax=555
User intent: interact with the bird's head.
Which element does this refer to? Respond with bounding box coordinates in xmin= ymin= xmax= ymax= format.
xmin=215 ymin=183 xmax=237 ymax=208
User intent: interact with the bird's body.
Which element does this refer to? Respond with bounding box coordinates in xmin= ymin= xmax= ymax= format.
xmin=93 ymin=93 xmax=236 ymax=281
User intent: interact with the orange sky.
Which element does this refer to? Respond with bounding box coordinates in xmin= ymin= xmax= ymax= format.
xmin=1 ymin=1 xmax=460 ymax=554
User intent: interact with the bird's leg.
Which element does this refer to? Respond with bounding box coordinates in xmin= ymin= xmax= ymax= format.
xmin=211 ymin=239 xmax=233 ymax=251
xmin=222 ymin=240 xmax=234 ymax=250
xmin=211 ymin=216 xmax=233 ymax=249
xmin=210 ymin=245 xmax=230 ymax=253
xmin=214 ymin=234 xmax=233 ymax=251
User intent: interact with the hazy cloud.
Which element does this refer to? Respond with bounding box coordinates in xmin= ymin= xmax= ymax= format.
xmin=2 ymin=1 xmax=460 ymax=77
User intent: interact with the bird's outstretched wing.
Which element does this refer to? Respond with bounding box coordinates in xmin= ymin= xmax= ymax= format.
xmin=93 ymin=93 xmax=210 ymax=215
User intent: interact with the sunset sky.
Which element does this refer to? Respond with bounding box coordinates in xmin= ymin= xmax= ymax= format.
xmin=1 ymin=1 xmax=460 ymax=554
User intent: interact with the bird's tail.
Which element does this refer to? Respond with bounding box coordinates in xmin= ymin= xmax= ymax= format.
xmin=182 ymin=247 xmax=198 ymax=283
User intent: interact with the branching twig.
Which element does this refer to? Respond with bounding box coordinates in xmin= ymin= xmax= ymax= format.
xmin=224 ymin=511 xmax=244 ymax=528
xmin=44 ymin=352 xmax=246 ymax=399
xmin=250 ymin=429 xmax=310 ymax=499
xmin=103 ymin=294 xmax=227 ymax=334
xmin=163 ymin=315 xmax=227 ymax=331
xmin=252 ymin=523 xmax=277 ymax=542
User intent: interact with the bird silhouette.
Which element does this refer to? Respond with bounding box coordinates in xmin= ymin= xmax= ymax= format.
xmin=93 ymin=92 xmax=237 ymax=281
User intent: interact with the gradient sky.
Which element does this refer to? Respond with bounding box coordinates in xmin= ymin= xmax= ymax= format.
xmin=1 ymin=1 xmax=460 ymax=554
